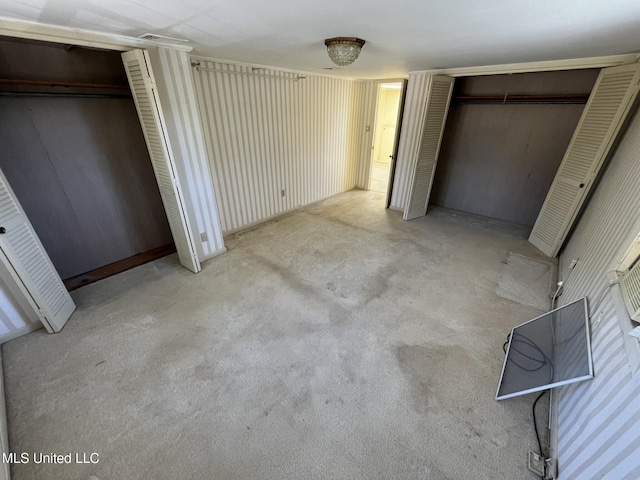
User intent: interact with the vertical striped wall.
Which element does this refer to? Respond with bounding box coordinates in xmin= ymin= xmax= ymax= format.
xmin=191 ymin=57 xmax=359 ymax=233
xmin=389 ymin=72 xmax=430 ymax=210
xmin=555 ymin=105 xmax=640 ymax=479
xmin=148 ymin=48 xmax=226 ymax=259
xmin=353 ymin=81 xmax=377 ymax=189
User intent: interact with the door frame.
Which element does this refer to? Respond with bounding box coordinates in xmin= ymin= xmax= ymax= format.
xmin=365 ymin=78 xmax=407 ymax=200
xmin=386 ymin=79 xmax=409 ymax=208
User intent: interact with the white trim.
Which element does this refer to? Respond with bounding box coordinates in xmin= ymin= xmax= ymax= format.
xmin=0 ymin=16 xmax=192 ymax=52
xmin=0 ymin=323 xmax=42 ymax=345
xmin=409 ymin=54 xmax=640 ymax=78
xmin=367 ymin=81 xmax=404 ymax=191
xmin=372 ymin=77 xmax=409 ymax=85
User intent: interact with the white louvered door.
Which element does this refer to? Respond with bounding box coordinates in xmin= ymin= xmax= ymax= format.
xmin=0 ymin=168 xmax=75 ymax=333
xmin=530 ymin=64 xmax=640 ymax=257
xmin=122 ymin=50 xmax=200 ymax=273
xmin=403 ymin=76 xmax=455 ymax=221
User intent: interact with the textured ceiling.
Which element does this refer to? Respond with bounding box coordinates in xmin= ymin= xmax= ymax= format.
xmin=1 ymin=0 xmax=639 ymax=78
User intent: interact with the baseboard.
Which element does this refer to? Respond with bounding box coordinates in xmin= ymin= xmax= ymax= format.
xmin=223 ymin=209 xmax=301 ymax=237
xmin=223 ymin=189 xmax=357 ymax=237
xmin=388 ymin=205 xmax=403 ymax=212
xmin=0 ymin=323 xmax=42 ymax=345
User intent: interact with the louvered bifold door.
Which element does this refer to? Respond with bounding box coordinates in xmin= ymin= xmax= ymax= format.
xmin=403 ymin=76 xmax=455 ymax=221
xmin=122 ymin=50 xmax=200 ymax=273
xmin=0 ymin=168 xmax=75 ymax=333
xmin=529 ymin=64 xmax=640 ymax=257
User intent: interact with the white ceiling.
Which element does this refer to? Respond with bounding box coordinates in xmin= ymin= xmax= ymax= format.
xmin=1 ymin=0 xmax=640 ymax=79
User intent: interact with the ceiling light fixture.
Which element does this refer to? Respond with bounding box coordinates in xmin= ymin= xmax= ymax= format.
xmin=324 ymin=37 xmax=366 ymax=67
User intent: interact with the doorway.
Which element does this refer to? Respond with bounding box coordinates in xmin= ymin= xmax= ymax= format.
xmin=370 ymin=83 xmax=403 ymax=197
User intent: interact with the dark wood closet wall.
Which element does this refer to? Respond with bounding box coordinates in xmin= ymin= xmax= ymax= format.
xmin=0 ymin=37 xmax=173 ymax=285
xmin=431 ymin=69 xmax=600 ymax=226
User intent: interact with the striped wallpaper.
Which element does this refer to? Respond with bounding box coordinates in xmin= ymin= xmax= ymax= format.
xmin=353 ymin=81 xmax=377 ymax=190
xmin=389 ymin=72 xmax=431 ymax=211
xmin=149 ymin=48 xmax=226 ymax=259
xmin=554 ymin=105 xmax=640 ymax=479
xmin=191 ymin=57 xmax=365 ymax=233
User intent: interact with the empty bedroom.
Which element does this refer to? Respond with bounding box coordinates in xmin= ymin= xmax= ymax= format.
xmin=0 ymin=1 xmax=639 ymax=479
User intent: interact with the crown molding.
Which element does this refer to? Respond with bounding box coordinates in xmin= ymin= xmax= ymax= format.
xmin=0 ymin=16 xmax=192 ymax=52
xmin=409 ymin=54 xmax=640 ymax=77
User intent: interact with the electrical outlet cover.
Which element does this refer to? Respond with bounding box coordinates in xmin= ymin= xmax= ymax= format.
xmin=528 ymin=451 xmax=545 ymax=477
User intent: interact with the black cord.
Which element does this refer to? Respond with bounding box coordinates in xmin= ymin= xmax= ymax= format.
xmin=533 ymin=390 xmax=548 ymax=480
xmin=502 ymin=334 xmax=552 ymax=478
xmin=503 ymin=332 xmax=555 ymax=382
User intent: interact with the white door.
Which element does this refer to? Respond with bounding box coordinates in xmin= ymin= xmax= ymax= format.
xmin=122 ymin=49 xmax=200 ymax=273
xmin=0 ymin=168 xmax=75 ymax=333
xmin=529 ymin=64 xmax=640 ymax=257
xmin=403 ymin=75 xmax=455 ymax=221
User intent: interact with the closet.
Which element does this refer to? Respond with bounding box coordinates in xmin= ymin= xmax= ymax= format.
xmin=0 ymin=36 xmax=174 ymax=290
xmin=430 ymin=69 xmax=600 ymax=226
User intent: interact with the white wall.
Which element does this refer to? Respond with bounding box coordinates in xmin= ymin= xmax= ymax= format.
xmin=191 ymin=58 xmax=368 ymax=233
xmin=555 ymin=105 xmax=640 ymax=479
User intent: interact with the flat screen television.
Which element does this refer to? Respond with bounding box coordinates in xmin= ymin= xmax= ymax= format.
xmin=496 ymin=297 xmax=593 ymax=400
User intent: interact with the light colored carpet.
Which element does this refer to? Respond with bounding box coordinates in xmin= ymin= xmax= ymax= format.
xmin=497 ymin=252 xmax=555 ymax=311
xmin=2 ymin=191 xmax=553 ymax=479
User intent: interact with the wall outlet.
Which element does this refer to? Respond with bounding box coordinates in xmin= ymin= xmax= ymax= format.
xmin=569 ymin=259 xmax=578 ymax=269
xmin=200 ymin=232 xmax=208 ymax=243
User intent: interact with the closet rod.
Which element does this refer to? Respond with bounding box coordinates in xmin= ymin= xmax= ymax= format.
xmin=453 ymin=93 xmax=589 ymax=105
xmin=191 ymin=62 xmax=306 ymax=81
xmin=0 ymin=91 xmax=132 ymax=99
xmin=0 ymin=78 xmax=130 ymax=90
